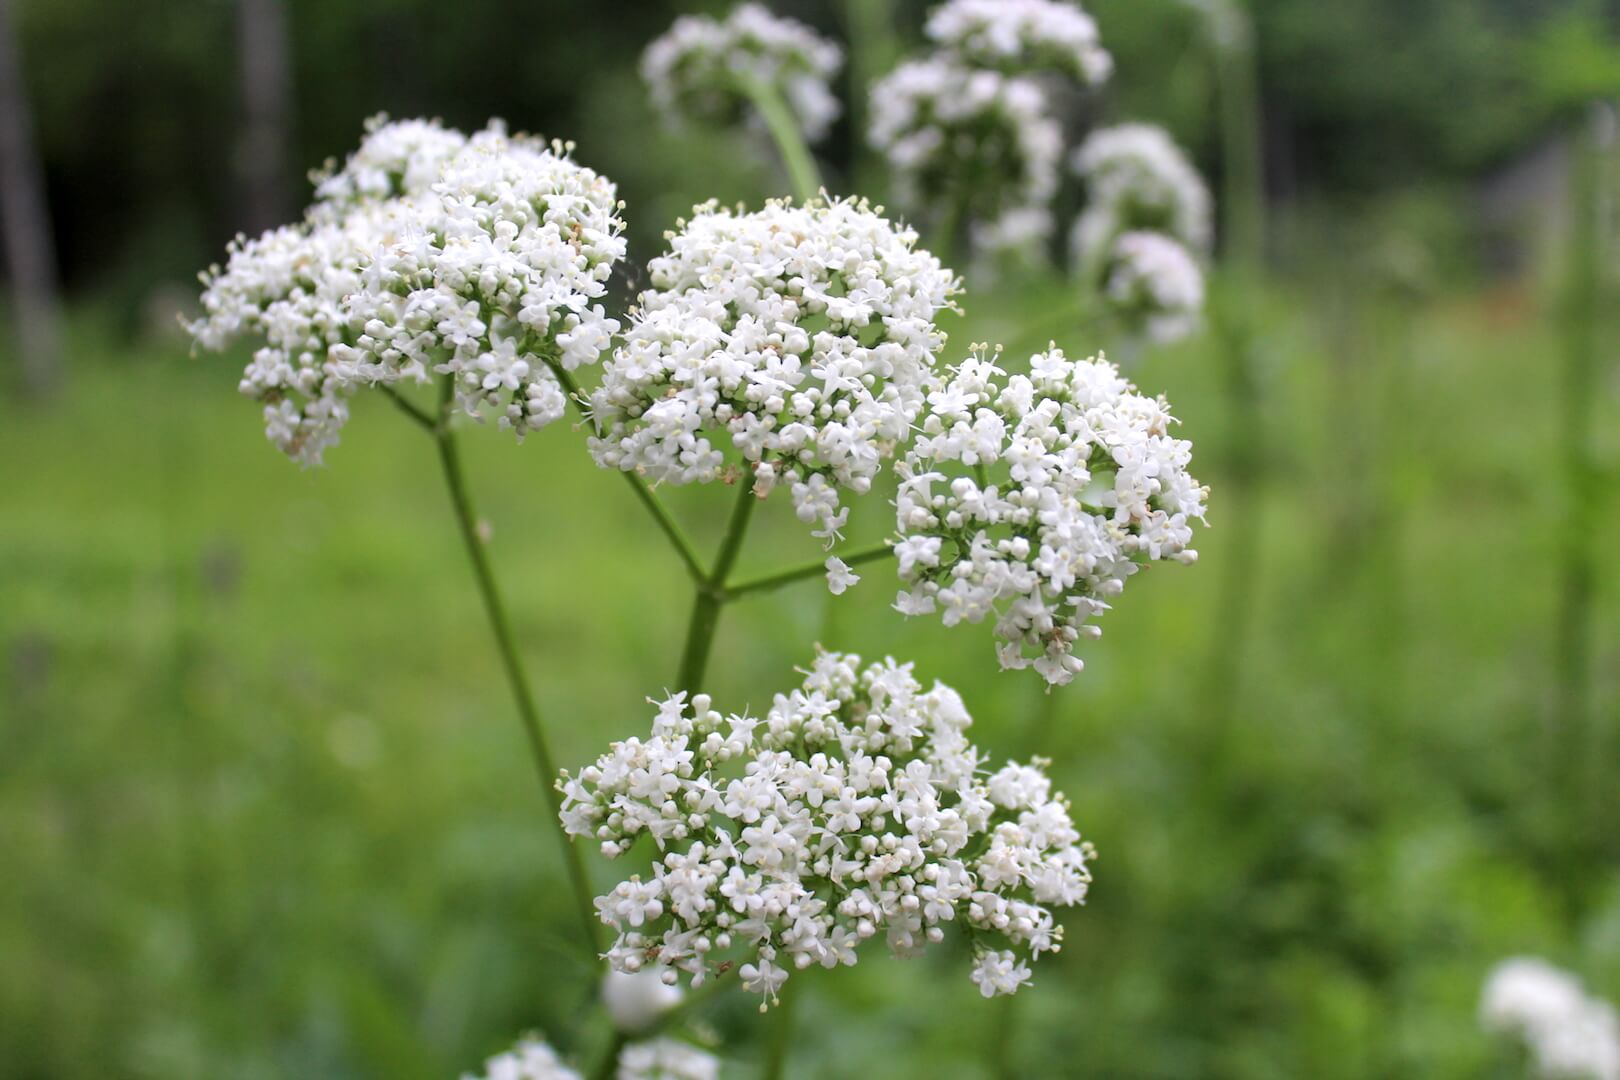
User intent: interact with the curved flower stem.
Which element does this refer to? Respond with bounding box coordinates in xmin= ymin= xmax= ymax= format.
xmin=676 ymin=479 xmax=759 ymax=693
xmin=725 ymin=541 xmax=894 ymax=600
xmin=379 ymin=383 xmax=436 ymax=431
xmin=736 ymin=70 xmax=824 ymax=204
xmin=550 ymin=363 xmax=706 ymax=583
xmin=430 ymin=376 xmax=602 ymax=957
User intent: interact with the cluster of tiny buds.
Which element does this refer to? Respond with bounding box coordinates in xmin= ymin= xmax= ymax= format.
xmin=895 ymin=343 xmax=1205 ymax=684
xmin=560 ymin=651 xmax=1094 ymax=1008
xmin=188 ymin=115 xmax=626 ymax=464
xmin=588 ymin=195 xmax=959 ymax=549
xmin=641 ymin=3 xmax=844 ymax=143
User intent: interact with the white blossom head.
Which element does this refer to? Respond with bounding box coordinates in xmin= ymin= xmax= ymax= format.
xmin=869 ymin=58 xmax=1063 ymax=249
xmin=1482 ymin=958 xmax=1620 ymax=1079
xmin=1071 ymin=123 xmax=1213 ymax=262
xmin=894 ymin=346 xmax=1206 ymax=685
xmin=618 ymin=1039 xmax=720 ymax=1080
xmin=927 ymin=0 xmax=1113 ymax=85
xmin=1102 ymin=232 xmax=1206 ymax=345
xmin=461 ymin=1036 xmax=580 ymax=1080
xmin=641 ymin=4 xmax=844 ymax=142
xmin=601 ymin=969 xmax=683 ymax=1034
xmin=307 ymin=114 xmax=467 ymax=218
xmin=560 ymin=651 xmax=1095 ymax=1007
xmin=187 ymin=117 xmax=627 ymax=463
xmin=589 ymin=196 xmax=960 ymax=548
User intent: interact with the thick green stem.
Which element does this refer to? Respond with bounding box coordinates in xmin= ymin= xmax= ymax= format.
xmin=1554 ymin=108 xmax=1608 ymax=897
xmin=590 ymin=1030 xmax=629 ymax=1080
xmin=725 ymin=542 xmax=894 ymax=600
xmin=431 ymin=377 xmax=602 ymax=956
xmin=1203 ymin=4 xmax=1267 ymax=740
xmin=736 ymin=70 xmax=824 ymax=203
xmin=676 ymin=479 xmax=759 ymax=693
xmin=762 ymin=978 xmax=796 ymax=1080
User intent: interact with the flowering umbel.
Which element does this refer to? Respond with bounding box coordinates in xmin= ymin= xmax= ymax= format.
xmin=894 ymin=346 xmax=1205 ymax=685
xmin=1482 ymin=958 xmax=1620 ymax=1080
xmin=589 ymin=195 xmax=960 ymax=548
xmin=926 ymin=0 xmax=1113 ymax=85
xmin=188 ymin=116 xmax=626 ymax=463
xmin=560 ymin=652 xmax=1094 ymax=1007
xmin=641 ymin=3 xmax=844 ymax=143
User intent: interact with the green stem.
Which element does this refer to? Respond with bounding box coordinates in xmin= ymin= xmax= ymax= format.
xmin=736 ymin=70 xmax=824 ymax=203
xmin=1553 ymin=107 xmax=1607 ymax=905
xmin=379 ymin=383 xmax=435 ymax=431
xmin=676 ymin=479 xmax=759 ymax=693
xmin=590 ymin=1030 xmax=629 ymax=1080
xmin=550 ymin=362 xmax=706 ymax=583
xmin=762 ymin=977 xmax=796 ymax=1080
xmin=431 ymin=376 xmax=602 ymax=956
xmin=725 ymin=542 xmax=894 ymax=600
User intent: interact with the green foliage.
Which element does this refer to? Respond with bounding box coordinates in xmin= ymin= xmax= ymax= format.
xmin=3 ymin=270 xmax=1617 ymax=1076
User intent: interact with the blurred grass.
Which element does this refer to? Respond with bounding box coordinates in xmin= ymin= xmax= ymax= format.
xmin=2 ymin=274 xmax=1617 ymax=1078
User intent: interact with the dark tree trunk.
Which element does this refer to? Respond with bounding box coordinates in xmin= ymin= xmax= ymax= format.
xmin=235 ymin=0 xmax=292 ymax=233
xmin=0 ymin=0 xmax=61 ymax=397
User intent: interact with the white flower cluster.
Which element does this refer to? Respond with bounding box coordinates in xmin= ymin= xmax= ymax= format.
xmin=461 ymin=1033 xmax=719 ymax=1080
xmin=559 ymin=651 xmax=1094 ymax=1006
xmin=869 ymin=58 xmax=1062 ymax=253
xmin=308 ymin=114 xmax=467 ymax=218
xmin=1103 ymin=232 xmax=1206 ymax=345
xmin=894 ymin=346 xmax=1205 ymax=685
xmin=588 ymin=196 xmax=960 ymax=547
xmin=461 ymin=1036 xmax=579 ymax=1080
xmin=1482 ymin=958 xmax=1620 ymax=1080
xmin=618 ymin=1040 xmax=719 ymax=1080
xmin=1070 ymin=124 xmax=1211 ymax=346
xmin=641 ymin=3 xmax=844 ymax=142
xmin=926 ymin=0 xmax=1113 ymax=85
xmin=1071 ymin=123 xmax=1213 ymax=260
xmin=188 ymin=117 xmax=626 ymax=464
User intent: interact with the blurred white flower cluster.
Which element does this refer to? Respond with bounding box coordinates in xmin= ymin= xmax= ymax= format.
xmin=588 ymin=195 xmax=960 ymax=548
xmin=1071 ymin=124 xmax=1212 ymax=344
xmin=895 ymin=346 xmax=1205 ymax=685
xmin=925 ymin=0 xmax=1113 ymax=84
xmin=1482 ymin=958 xmax=1620 ymax=1080
xmin=461 ymin=1030 xmax=718 ymax=1080
xmin=870 ymin=0 xmax=1112 ymax=258
xmin=869 ymin=58 xmax=1062 ymax=250
xmin=189 ymin=116 xmax=625 ymax=463
xmin=1102 ymin=232 xmax=1207 ymax=346
xmin=559 ymin=651 xmax=1093 ymax=1005
xmin=641 ymin=3 xmax=843 ymax=142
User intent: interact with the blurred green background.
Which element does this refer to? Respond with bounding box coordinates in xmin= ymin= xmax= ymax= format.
xmin=2 ymin=1 xmax=1619 ymax=1077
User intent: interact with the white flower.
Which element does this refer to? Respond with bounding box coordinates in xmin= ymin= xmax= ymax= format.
xmin=618 ymin=1038 xmax=719 ymax=1080
xmin=461 ymin=1036 xmax=581 ymax=1080
xmin=642 ymin=4 xmax=844 ymax=142
xmin=602 ymin=970 xmax=683 ymax=1034
xmin=1482 ymin=958 xmax=1620 ymax=1080
xmin=1102 ymin=232 xmax=1206 ymax=345
xmin=869 ymin=58 xmax=1062 ymax=252
xmin=927 ymin=0 xmax=1113 ymax=85
xmin=560 ymin=651 xmax=1095 ymax=1007
xmin=969 ymin=948 xmax=1033 ymax=998
xmin=894 ymin=346 xmax=1206 ymax=685
xmin=825 ymin=556 xmax=861 ymax=595
xmin=188 ymin=116 xmax=626 ymax=463
xmin=1070 ymin=123 xmax=1213 ymax=263
xmin=589 ymin=196 xmax=960 ymax=551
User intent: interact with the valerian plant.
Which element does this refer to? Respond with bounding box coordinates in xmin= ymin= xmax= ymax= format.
xmin=188 ymin=2 xmax=1210 ymax=1076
